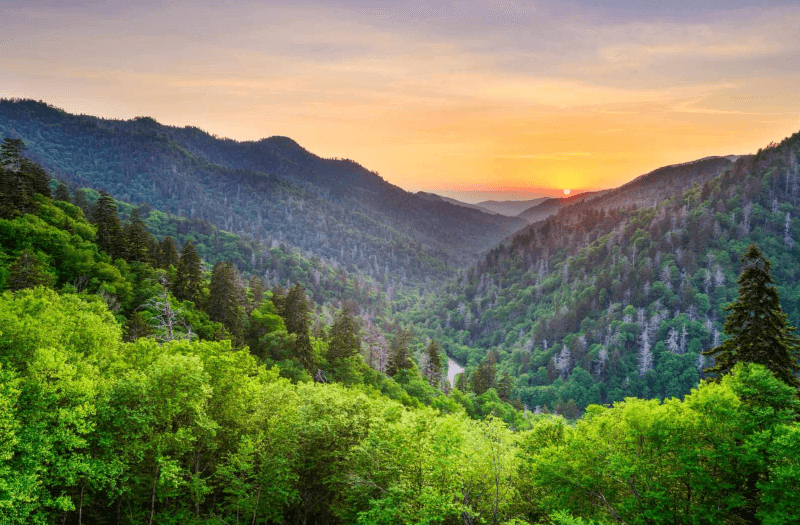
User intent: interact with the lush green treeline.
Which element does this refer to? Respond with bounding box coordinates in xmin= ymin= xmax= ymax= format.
xmin=1 ymin=288 xmax=798 ymax=524
xmin=403 ymin=132 xmax=800 ymax=414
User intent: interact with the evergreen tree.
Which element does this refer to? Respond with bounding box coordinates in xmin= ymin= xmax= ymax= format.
xmin=6 ymin=250 xmax=55 ymax=291
xmin=0 ymin=139 xmax=50 ymax=216
xmin=328 ymin=303 xmax=361 ymax=362
xmin=471 ymin=360 xmax=496 ymax=395
xmin=175 ymin=241 xmax=203 ymax=303
xmin=276 ymin=283 xmax=311 ymax=336
xmin=423 ymin=339 xmax=442 ymax=387
xmin=158 ymin=236 xmax=179 ymax=269
xmin=387 ymin=327 xmax=413 ymax=376
xmin=123 ymin=311 xmax=153 ymax=342
xmin=122 ymin=207 xmax=153 ymax=263
xmin=0 ymin=137 xmax=24 ymax=171
xmin=208 ymin=261 xmax=243 ymax=341
xmin=21 ymin=159 xmax=51 ymax=199
xmin=248 ymin=275 xmax=266 ymax=313
xmin=72 ymin=189 xmax=90 ymax=216
xmin=53 ymin=182 xmax=71 ymax=202
xmin=275 ymin=283 xmax=315 ymax=371
xmin=90 ymin=191 xmax=122 ymax=259
xmin=703 ymin=244 xmax=800 ymax=387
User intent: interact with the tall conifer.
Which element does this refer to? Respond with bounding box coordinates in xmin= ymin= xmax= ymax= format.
xmin=91 ymin=191 xmax=123 ymax=259
xmin=703 ymin=244 xmax=800 ymax=387
xmin=175 ymin=241 xmax=203 ymax=303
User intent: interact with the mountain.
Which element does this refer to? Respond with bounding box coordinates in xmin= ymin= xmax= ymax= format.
xmin=516 ymin=191 xmax=607 ymax=223
xmin=0 ymin=99 xmax=526 ymax=287
xmin=402 ymin=132 xmax=800 ymax=412
xmin=514 ymin=156 xmax=735 ymax=225
xmin=415 ymin=191 xmax=497 ymax=214
xmin=477 ymin=197 xmax=550 ymax=216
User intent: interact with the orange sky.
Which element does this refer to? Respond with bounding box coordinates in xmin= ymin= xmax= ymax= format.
xmin=2 ymin=1 xmax=799 ymax=202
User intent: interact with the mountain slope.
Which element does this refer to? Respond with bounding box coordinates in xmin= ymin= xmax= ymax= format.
xmin=415 ymin=191 xmax=496 ymax=214
xmin=517 ymin=191 xmax=607 ymax=223
xmin=403 ymin=132 xmax=800 ymax=412
xmin=477 ymin=197 xmax=550 ymax=216
xmin=0 ymin=99 xmax=525 ymax=286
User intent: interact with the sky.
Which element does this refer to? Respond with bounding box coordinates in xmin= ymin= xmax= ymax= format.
xmin=2 ymin=0 xmax=800 ymax=203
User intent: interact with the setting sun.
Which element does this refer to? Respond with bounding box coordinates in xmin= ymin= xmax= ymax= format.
xmin=564 ymin=189 xmax=571 ymax=195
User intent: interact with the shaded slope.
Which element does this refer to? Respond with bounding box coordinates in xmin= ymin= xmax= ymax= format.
xmin=0 ymin=99 xmax=525 ymax=285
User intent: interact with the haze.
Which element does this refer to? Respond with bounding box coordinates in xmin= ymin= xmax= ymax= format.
xmin=2 ymin=0 xmax=799 ymax=200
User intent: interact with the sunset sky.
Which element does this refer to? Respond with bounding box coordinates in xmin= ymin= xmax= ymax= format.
xmin=3 ymin=0 xmax=800 ymax=202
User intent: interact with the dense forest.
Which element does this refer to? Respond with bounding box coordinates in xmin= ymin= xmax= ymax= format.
xmin=403 ymin=133 xmax=800 ymax=415
xmin=0 ymin=99 xmax=525 ymax=288
xmin=1 ymin=104 xmax=799 ymax=524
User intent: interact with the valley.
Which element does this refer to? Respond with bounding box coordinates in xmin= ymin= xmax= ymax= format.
xmin=1 ymin=99 xmax=799 ymax=524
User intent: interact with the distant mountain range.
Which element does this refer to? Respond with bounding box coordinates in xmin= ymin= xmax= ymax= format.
xmin=415 ymin=191 xmax=497 ymax=215
xmin=476 ymin=198 xmax=551 ymax=217
xmin=403 ymin=131 xmax=799 ymax=411
xmin=0 ymin=99 xmax=525 ymax=286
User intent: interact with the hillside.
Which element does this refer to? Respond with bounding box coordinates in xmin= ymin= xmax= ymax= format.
xmin=415 ymin=191 xmax=497 ymax=214
xmin=478 ymin=197 xmax=550 ymax=216
xmin=402 ymin=133 xmax=800 ymax=412
xmin=517 ymin=191 xmax=607 ymax=223
xmin=0 ymin=99 xmax=526 ymax=286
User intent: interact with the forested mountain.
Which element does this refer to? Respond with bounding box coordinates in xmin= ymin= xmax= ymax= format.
xmin=479 ymin=197 xmax=550 ymax=217
xmin=1 ymin=106 xmax=800 ymax=524
xmin=0 ymin=99 xmax=525 ymax=286
xmin=403 ymin=132 xmax=800 ymax=413
xmin=415 ymin=191 xmax=497 ymax=214
xmin=516 ymin=191 xmax=606 ymax=223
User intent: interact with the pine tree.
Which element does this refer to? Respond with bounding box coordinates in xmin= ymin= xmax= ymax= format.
xmin=248 ymin=275 xmax=266 ymax=313
xmin=275 ymin=283 xmax=315 ymax=371
xmin=175 ymin=241 xmax=203 ymax=303
xmin=123 ymin=311 xmax=153 ymax=342
xmin=0 ymin=139 xmax=50 ymax=216
xmin=208 ymin=261 xmax=243 ymax=341
xmin=73 ymin=189 xmax=90 ymax=216
xmin=21 ymin=159 xmax=50 ymax=199
xmin=122 ymin=207 xmax=153 ymax=263
xmin=423 ymin=339 xmax=442 ymax=387
xmin=387 ymin=327 xmax=413 ymax=376
xmin=328 ymin=303 xmax=361 ymax=362
xmin=6 ymin=250 xmax=55 ymax=291
xmin=275 ymin=283 xmax=311 ymax=336
xmin=497 ymin=373 xmax=513 ymax=401
xmin=0 ymin=138 xmax=24 ymax=171
xmin=91 ymin=191 xmax=123 ymax=259
xmin=53 ymin=182 xmax=71 ymax=202
xmin=702 ymin=244 xmax=800 ymax=387
xmin=158 ymin=236 xmax=180 ymax=269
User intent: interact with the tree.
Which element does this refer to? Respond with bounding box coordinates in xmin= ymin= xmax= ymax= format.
xmin=124 ymin=311 xmax=153 ymax=342
xmin=157 ymin=236 xmax=179 ymax=269
xmin=422 ymin=339 xmax=443 ymax=387
xmin=248 ymin=275 xmax=266 ymax=313
xmin=175 ymin=241 xmax=203 ymax=303
xmin=0 ymin=139 xmax=50 ymax=216
xmin=208 ymin=261 xmax=243 ymax=341
xmin=53 ymin=182 xmax=71 ymax=202
xmin=327 ymin=303 xmax=361 ymax=362
xmin=122 ymin=207 xmax=153 ymax=263
xmin=275 ymin=283 xmax=314 ymax=371
xmin=0 ymin=137 xmax=24 ymax=171
xmin=387 ymin=327 xmax=414 ymax=376
xmin=91 ymin=191 xmax=123 ymax=259
xmin=703 ymin=244 xmax=800 ymax=387
xmin=275 ymin=283 xmax=310 ymax=336
xmin=6 ymin=250 xmax=55 ymax=291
